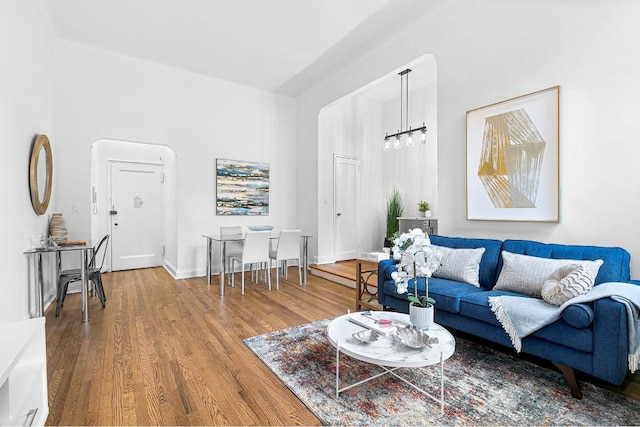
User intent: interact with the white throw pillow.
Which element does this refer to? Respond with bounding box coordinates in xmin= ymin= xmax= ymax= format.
xmin=494 ymin=251 xmax=603 ymax=298
xmin=541 ymin=264 xmax=595 ymax=306
xmin=431 ymin=245 xmax=486 ymax=287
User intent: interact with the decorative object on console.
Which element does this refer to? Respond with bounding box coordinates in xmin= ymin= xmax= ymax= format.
xmin=383 ymin=69 xmax=427 ymax=151
xmin=216 ymin=158 xmax=269 ymax=216
xmin=391 ymin=229 xmax=442 ymax=328
xmin=417 ymin=200 xmax=431 ymax=217
xmin=466 ymin=86 xmax=560 ymax=222
xmin=29 ymin=134 xmax=53 ymax=216
xmin=48 ymin=213 xmax=68 ymax=243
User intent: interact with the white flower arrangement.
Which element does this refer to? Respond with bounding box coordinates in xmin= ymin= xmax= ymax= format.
xmin=391 ymin=229 xmax=442 ymax=307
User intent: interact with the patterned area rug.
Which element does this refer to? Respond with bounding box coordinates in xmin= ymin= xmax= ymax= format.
xmin=244 ymin=319 xmax=640 ymax=426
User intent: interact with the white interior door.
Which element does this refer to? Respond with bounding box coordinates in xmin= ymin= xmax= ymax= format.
xmin=334 ymin=155 xmax=360 ymax=261
xmin=110 ymin=161 xmax=163 ymax=271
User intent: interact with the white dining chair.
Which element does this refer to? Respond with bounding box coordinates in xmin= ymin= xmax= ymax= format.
xmin=269 ymin=229 xmax=302 ymax=289
xmin=220 ymin=226 xmax=243 ymax=285
xmin=230 ymin=230 xmax=271 ymax=295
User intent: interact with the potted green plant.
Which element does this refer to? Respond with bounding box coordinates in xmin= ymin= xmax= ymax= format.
xmin=417 ymin=201 xmax=430 ymax=217
xmin=384 ymin=187 xmax=405 ymax=248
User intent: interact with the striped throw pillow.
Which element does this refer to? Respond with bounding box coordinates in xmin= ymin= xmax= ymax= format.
xmin=541 ymin=264 xmax=595 ymax=306
xmin=431 ymin=245 xmax=485 ymax=287
xmin=494 ymin=251 xmax=603 ymax=298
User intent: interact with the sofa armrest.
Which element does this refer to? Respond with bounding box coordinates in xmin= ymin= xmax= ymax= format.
xmin=592 ymin=298 xmax=629 ymax=385
xmin=377 ymin=259 xmax=397 ymax=307
xmin=628 ymin=279 xmax=640 ymax=286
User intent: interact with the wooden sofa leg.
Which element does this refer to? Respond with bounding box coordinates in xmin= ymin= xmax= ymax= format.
xmin=553 ymin=362 xmax=582 ymax=399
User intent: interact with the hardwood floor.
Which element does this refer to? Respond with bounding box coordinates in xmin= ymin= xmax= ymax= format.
xmin=45 ymin=267 xmax=353 ymax=426
xmin=45 ymin=263 xmax=640 ymax=426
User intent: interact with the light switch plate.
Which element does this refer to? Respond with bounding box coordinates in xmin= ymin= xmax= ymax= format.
xmin=72 ymin=204 xmax=80 ymax=214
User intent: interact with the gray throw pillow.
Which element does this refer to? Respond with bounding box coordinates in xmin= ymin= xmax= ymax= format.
xmin=494 ymin=251 xmax=603 ymax=298
xmin=541 ymin=264 xmax=595 ymax=306
xmin=431 ymin=245 xmax=485 ymax=287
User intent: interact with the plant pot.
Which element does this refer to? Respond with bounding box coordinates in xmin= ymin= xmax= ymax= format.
xmin=424 ymin=210 xmax=432 ymax=218
xmin=410 ymin=303 xmax=434 ymax=329
xmin=419 ymin=211 xmax=426 ymax=217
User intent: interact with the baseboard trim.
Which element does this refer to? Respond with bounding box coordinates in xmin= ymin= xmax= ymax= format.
xmin=309 ymin=268 xmax=355 ymax=289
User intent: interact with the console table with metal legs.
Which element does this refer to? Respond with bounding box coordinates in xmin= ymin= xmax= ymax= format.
xmin=24 ymin=243 xmax=95 ymax=321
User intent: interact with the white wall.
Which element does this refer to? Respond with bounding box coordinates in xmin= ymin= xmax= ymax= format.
xmin=299 ymin=0 xmax=640 ymax=278
xmin=0 ymin=0 xmax=56 ymax=321
xmin=316 ymin=55 xmax=437 ymax=263
xmin=53 ymin=41 xmax=298 ymax=278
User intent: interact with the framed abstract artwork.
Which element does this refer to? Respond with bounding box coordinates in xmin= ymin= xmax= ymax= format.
xmin=466 ymin=86 xmax=560 ymax=222
xmin=216 ymin=158 xmax=270 ymax=215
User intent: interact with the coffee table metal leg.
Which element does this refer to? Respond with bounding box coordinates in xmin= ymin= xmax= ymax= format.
xmin=335 ymin=341 xmax=340 ymax=398
xmin=334 ymin=346 xmax=445 ymax=414
xmin=440 ymin=353 xmax=444 ymax=414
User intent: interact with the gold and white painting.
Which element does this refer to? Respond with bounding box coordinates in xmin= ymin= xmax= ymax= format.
xmin=216 ymin=158 xmax=270 ymax=215
xmin=466 ymin=86 xmax=560 ymax=221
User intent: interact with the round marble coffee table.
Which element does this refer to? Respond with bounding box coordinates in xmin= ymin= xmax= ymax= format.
xmin=326 ymin=311 xmax=455 ymax=414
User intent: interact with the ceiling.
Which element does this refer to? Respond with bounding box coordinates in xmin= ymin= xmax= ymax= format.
xmin=40 ymin=0 xmax=436 ymax=97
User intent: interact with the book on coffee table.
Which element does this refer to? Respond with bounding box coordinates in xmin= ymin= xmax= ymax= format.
xmin=349 ymin=312 xmax=398 ymax=335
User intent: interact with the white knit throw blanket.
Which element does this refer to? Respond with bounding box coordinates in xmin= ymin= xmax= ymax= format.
xmin=488 ymin=282 xmax=640 ymax=373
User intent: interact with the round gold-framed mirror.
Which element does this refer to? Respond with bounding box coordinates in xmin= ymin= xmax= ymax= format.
xmin=29 ymin=134 xmax=53 ymax=215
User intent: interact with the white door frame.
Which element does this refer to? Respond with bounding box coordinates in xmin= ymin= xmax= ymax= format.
xmin=107 ymin=159 xmax=165 ymax=270
xmin=333 ymin=154 xmax=361 ymax=261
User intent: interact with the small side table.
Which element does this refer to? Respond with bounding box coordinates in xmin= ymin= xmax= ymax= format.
xmin=355 ymin=259 xmax=381 ymax=311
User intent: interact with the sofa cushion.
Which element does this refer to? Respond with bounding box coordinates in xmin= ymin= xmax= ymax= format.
xmin=542 ymin=264 xmax=595 ymax=306
xmin=561 ymin=303 xmax=594 ymax=329
xmin=494 ymin=251 xmax=603 ymax=298
xmin=431 ymin=245 xmax=485 ymax=287
xmin=428 ymin=277 xmax=484 ymax=313
xmin=501 ymin=239 xmax=631 ymax=285
xmin=429 ymin=235 xmax=503 ymax=288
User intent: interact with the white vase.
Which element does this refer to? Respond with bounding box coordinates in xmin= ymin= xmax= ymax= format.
xmin=410 ymin=303 xmax=434 ymax=329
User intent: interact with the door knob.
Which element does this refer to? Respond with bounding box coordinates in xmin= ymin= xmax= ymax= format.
xmin=337 ymin=212 xmax=342 ymax=216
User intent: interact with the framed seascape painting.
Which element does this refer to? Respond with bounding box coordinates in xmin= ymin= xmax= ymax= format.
xmin=216 ymin=158 xmax=270 ymax=215
xmin=466 ymin=86 xmax=560 ymax=222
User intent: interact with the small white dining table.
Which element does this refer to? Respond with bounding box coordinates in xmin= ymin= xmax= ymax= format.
xmin=202 ymin=233 xmax=312 ymax=295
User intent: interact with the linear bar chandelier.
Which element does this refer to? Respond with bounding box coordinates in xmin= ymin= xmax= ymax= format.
xmin=383 ymin=68 xmax=427 ymax=151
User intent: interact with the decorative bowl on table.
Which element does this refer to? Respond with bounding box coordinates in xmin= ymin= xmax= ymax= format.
xmin=395 ymin=327 xmax=439 ymax=349
xmin=247 ymin=225 xmax=274 ymax=231
xmin=352 ymin=329 xmax=379 ymax=344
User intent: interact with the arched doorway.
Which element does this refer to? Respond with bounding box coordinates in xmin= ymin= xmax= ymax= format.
xmin=90 ymin=139 xmax=177 ymax=272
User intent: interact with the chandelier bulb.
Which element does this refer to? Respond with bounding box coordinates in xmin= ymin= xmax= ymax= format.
xmin=383 ymin=139 xmax=390 ymax=152
xmin=394 ymin=135 xmax=401 ymax=150
xmin=406 ymin=132 xmax=413 ymax=147
xmin=421 ymin=128 xmax=427 ymax=143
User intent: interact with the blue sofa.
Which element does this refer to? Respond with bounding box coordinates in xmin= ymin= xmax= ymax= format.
xmin=377 ymin=235 xmax=639 ymax=398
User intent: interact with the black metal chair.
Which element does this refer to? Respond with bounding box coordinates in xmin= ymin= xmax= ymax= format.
xmin=56 ymin=234 xmax=110 ymax=316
